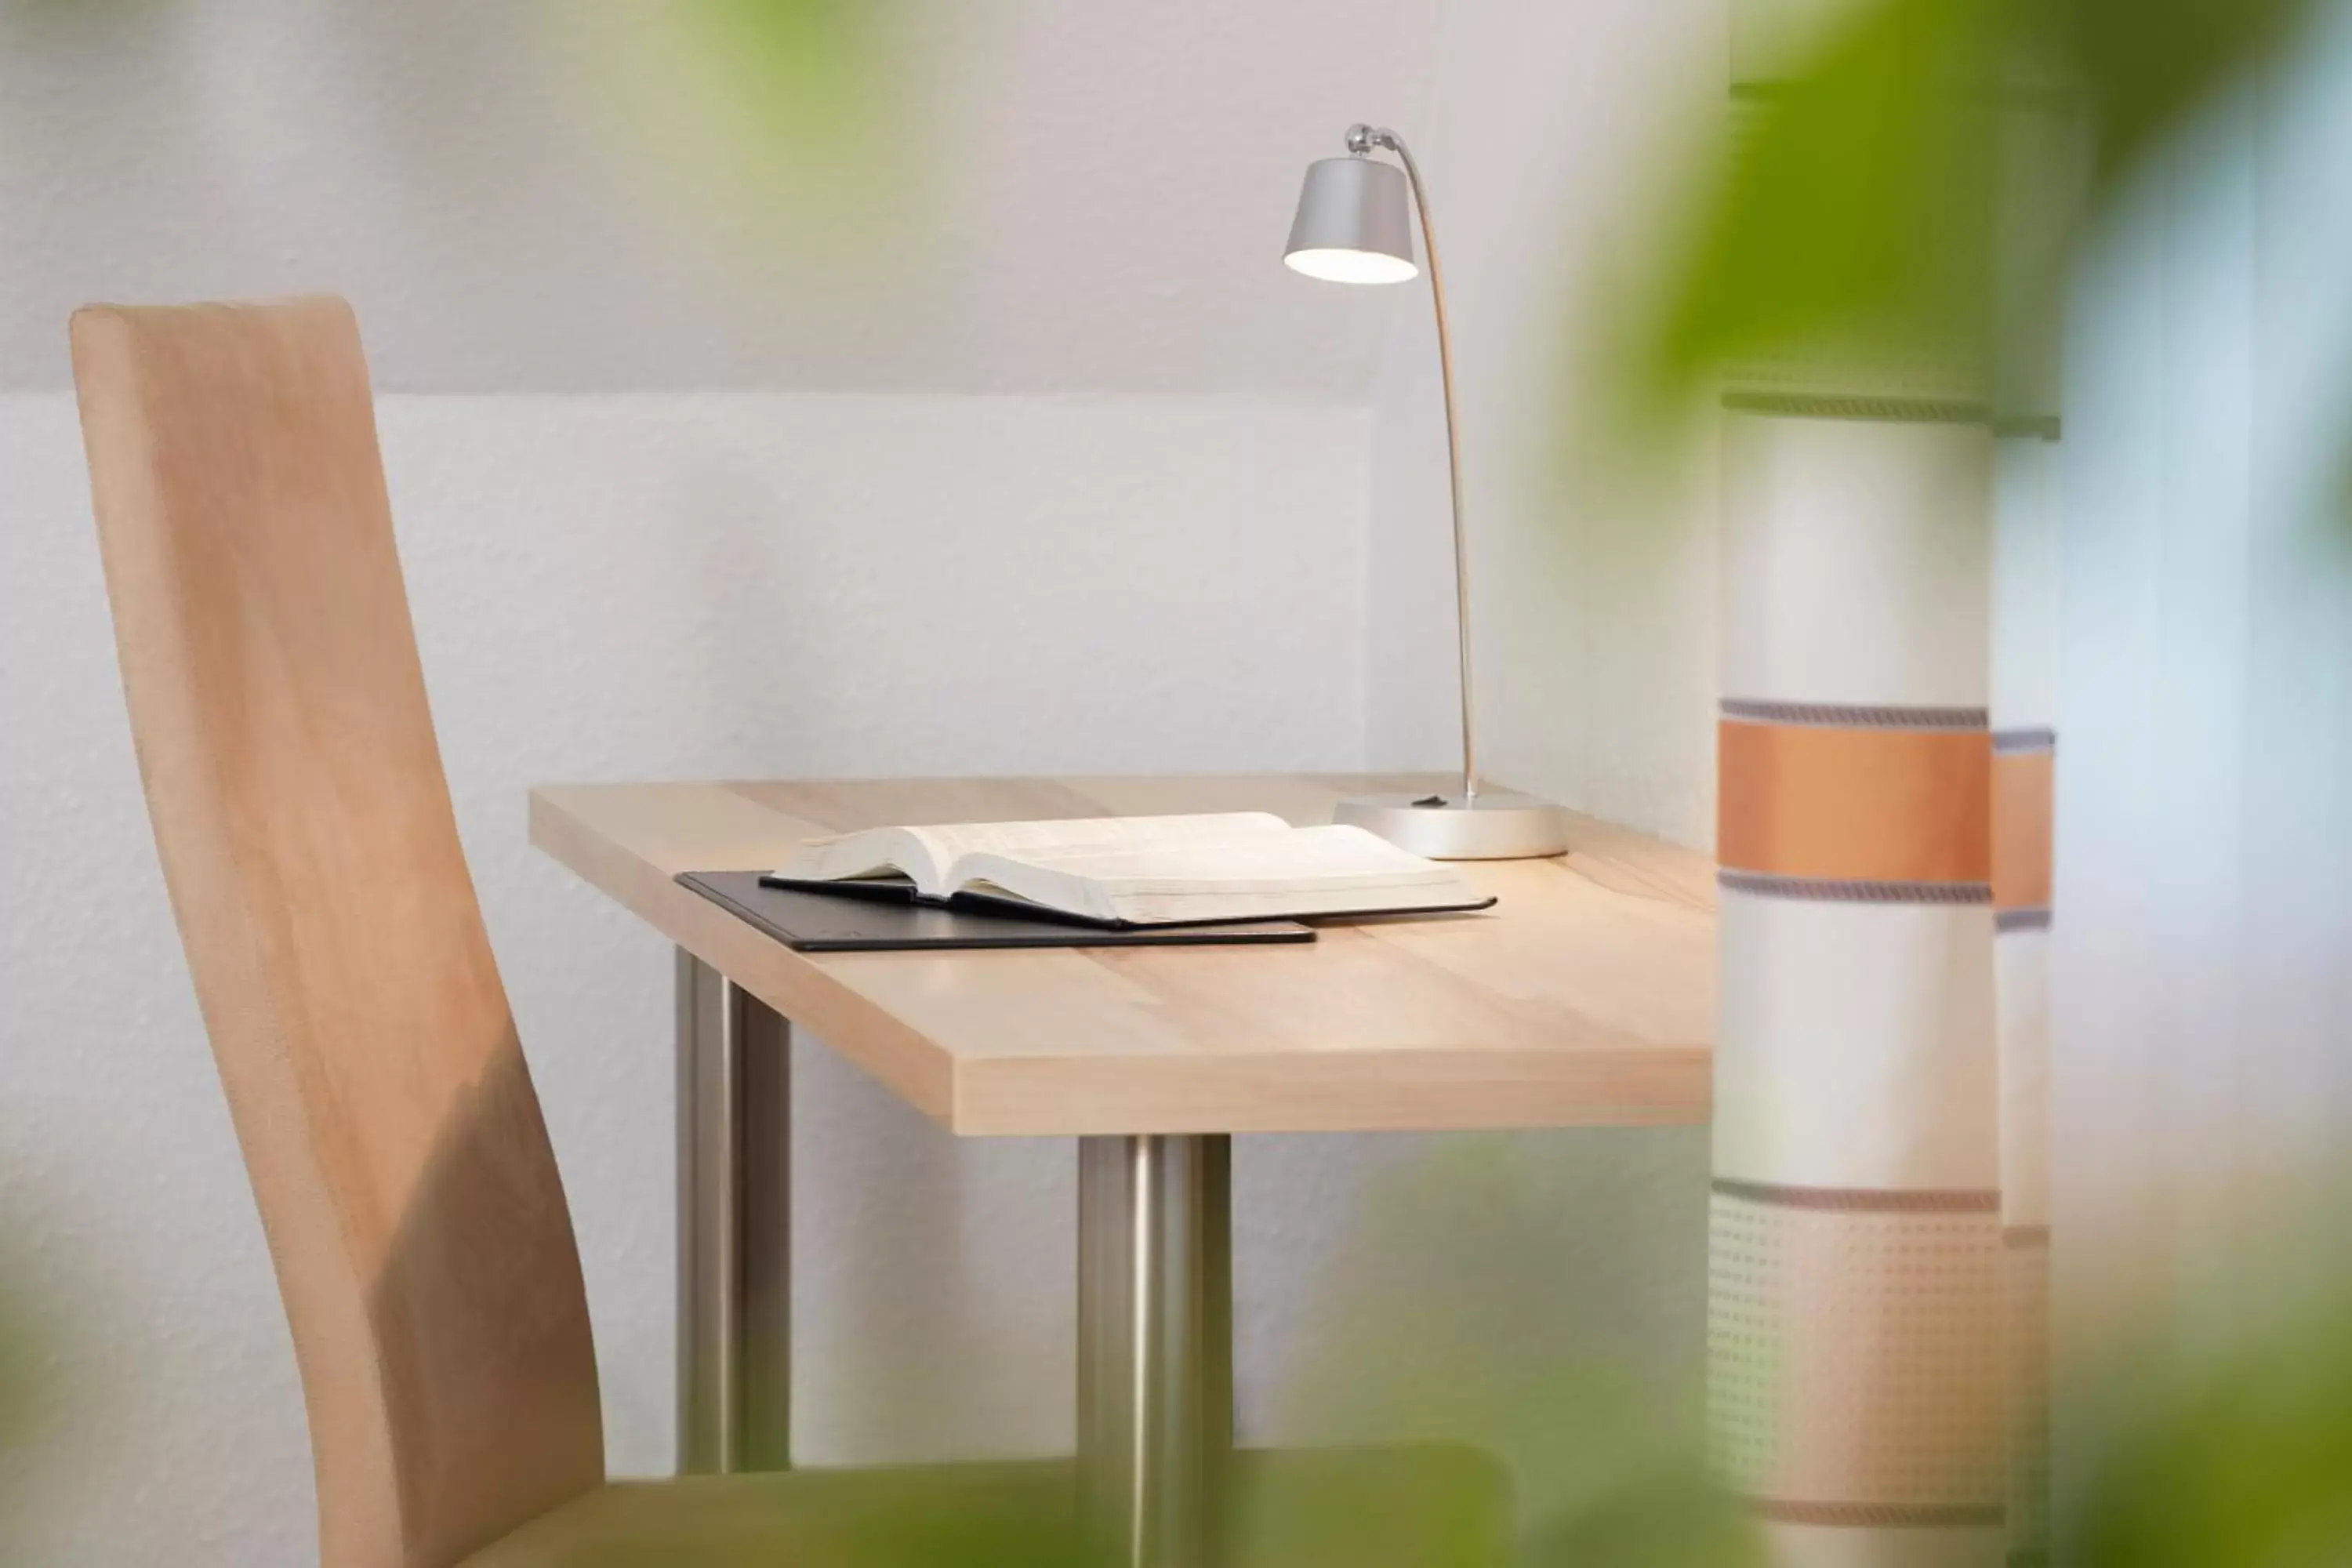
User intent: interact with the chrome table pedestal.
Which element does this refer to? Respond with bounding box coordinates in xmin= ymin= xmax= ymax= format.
xmin=677 ymin=949 xmax=1238 ymax=1568
xmin=676 ymin=952 xmax=793 ymax=1474
xmin=1079 ymin=1134 xmax=1234 ymax=1568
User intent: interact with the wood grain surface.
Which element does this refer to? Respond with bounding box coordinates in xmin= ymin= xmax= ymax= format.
xmin=532 ymin=775 xmax=1716 ymax=1136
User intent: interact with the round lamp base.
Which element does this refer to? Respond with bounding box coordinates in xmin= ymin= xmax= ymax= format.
xmin=1333 ymin=789 xmax=1570 ymax=861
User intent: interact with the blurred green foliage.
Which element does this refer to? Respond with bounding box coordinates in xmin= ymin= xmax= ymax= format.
xmin=2072 ymin=1259 xmax=2352 ymax=1565
xmin=545 ymin=0 xmax=913 ymax=261
xmin=2048 ymin=0 xmax=2307 ymax=183
xmin=1267 ymin=1139 xmax=1764 ymax=1568
xmin=670 ymin=0 xmax=893 ymax=164
xmin=0 ymin=1265 xmax=29 ymax=1446
xmin=1645 ymin=0 xmax=2000 ymax=416
xmin=0 ymin=1231 xmax=47 ymax=1555
xmin=1641 ymin=0 xmax=2313 ymax=419
xmin=828 ymin=1479 xmax=1091 ymax=1568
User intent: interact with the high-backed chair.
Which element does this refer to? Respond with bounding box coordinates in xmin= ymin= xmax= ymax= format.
xmin=69 ymin=296 xmax=1076 ymax=1566
xmin=74 ymin=296 xmax=1505 ymax=1568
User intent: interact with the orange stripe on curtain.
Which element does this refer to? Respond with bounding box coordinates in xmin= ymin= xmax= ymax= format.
xmin=1992 ymin=750 xmax=2054 ymax=911
xmin=1718 ymin=720 xmax=1993 ymax=883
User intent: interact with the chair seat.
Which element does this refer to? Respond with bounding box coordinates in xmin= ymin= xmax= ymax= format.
xmin=464 ymin=1444 xmax=1509 ymax=1567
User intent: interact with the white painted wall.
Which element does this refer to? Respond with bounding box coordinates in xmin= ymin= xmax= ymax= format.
xmin=0 ymin=0 xmax=1442 ymax=396
xmin=1363 ymin=0 xmax=1726 ymax=851
xmin=2049 ymin=9 xmax=2352 ymax=1513
xmin=1342 ymin=0 xmax=1732 ymax=1515
xmin=0 ymin=3 xmax=1731 ymax=1563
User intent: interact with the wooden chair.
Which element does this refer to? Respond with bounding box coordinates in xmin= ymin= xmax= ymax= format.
xmin=72 ymin=296 xmax=1505 ymax=1568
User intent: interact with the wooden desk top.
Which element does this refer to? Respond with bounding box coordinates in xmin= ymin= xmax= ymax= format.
xmin=529 ymin=775 xmax=1716 ymax=1137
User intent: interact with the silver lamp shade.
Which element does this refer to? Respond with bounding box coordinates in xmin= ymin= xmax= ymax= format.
xmin=1284 ymin=125 xmax=1570 ymax=859
xmin=1282 ymin=156 xmax=1417 ymax=284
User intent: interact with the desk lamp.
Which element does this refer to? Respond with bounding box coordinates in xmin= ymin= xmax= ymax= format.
xmin=1284 ymin=124 xmax=1569 ymax=858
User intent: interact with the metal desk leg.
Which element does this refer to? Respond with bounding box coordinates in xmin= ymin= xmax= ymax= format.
xmin=1079 ymin=1134 xmax=1233 ymax=1567
xmin=676 ymin=949 xmax=792 ymax=1473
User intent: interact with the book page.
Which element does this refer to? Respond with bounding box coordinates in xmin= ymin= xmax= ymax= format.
xmin=952 ymin=825 xmax=1484 ymax=924
xmin=996 ymin=824 xmax=1454 ymax=895
xmin=917 ymin=812 xmax=1287 ymax=877
xmin=776 ymin=813 xmax=1289 ymax=900
xmin=771 ymin=826 xmax=947 ymax=891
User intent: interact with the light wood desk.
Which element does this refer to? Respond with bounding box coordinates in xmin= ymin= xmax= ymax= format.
xmin=530 ymin=774 xmax=1715 ymax=1563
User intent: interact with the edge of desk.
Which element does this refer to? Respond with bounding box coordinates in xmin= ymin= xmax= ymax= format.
xmin=528 ymin=782 xmax=1713 ymax=1137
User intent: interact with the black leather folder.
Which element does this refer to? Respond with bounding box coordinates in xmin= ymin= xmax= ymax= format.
xmin=677 ymin=871 xmax=1315 ymax=952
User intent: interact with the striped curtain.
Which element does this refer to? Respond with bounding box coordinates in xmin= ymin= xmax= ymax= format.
xmin=1707 ymin=465 xmax=2056 ymax=1568
xmin=1706 ymin=9 xmax=2352 ymax=1563
xmin=1985 ymin=69 xmax=2070 ymax=1568
xmin=1706 ymin=16 xmax=2066 ymax=1568
xmin=1711 ymin=408 xmax=2010 ymax=1564
xmin=1988 ymin=430 xmax=2056 ymax=1568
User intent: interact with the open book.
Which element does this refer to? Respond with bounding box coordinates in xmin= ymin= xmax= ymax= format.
xmin=766 ymin=812 xmax=1495 ymax=928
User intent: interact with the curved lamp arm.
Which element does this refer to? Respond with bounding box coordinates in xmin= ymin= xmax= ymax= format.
xmin=1349 ymin=123 xmax=1476 ymax=804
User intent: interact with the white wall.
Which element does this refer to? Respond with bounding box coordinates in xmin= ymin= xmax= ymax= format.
xmin=1363 ymin=0 xmax=1726 ymax=852
xmin=0 ymin=0 xmax=1442 ymax=395
xmin=2049 ymin=4 xmax=2352 ymax=1508
xmin=1344 ymin=0 xmax=1733 ymax=1503
xmin=0 ymin=3 xmax=1732 ymax=1563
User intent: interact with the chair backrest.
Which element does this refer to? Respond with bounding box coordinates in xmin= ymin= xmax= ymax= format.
xmin=72 ymin=298 xmax=602 ymax=1568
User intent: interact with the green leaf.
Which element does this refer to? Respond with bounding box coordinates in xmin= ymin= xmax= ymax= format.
xmin=1637 ymin=0 xmax=2002 ymax=419
xmin=1630 ymin=0 xmax=2318 ymax=423
xmin=2072 ymin=1269 xmax=2352 ymax=1565
xmin=2042 ymin=0 xmax=2307 ymax=185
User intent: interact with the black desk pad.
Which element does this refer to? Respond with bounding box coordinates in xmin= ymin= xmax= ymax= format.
xmin=676 ymin=871 xmax=1316 ymax=952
